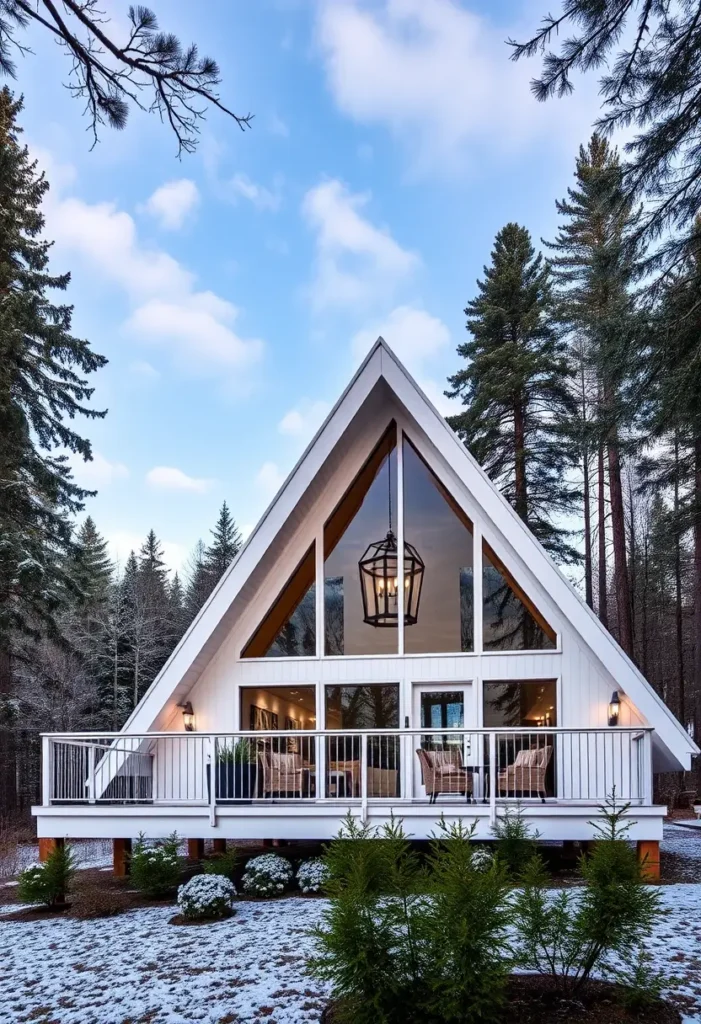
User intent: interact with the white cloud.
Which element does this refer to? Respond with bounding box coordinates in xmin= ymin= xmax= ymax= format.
xmin=351 ymin=305 xmax=449 ymax=371
xmin=278 ymin=399 xmax=331 ymax=440
xmin=69 ymin=450 xmax=129 ymax=489
xmin=144 ymin=178 xmax=200 ymax=230
xmin=229 ymin=173 xmax=282 ymax=211
xmin=351 ymin=305 xmax=456 ymax=418
xmin=107 ymin=530 xmax=187 ymax=573
xmin=256 ymin=461 xmax=286 ymax=499
xmin=316 ymin=0 xmax=594 ymax=173
xmin=42 ymin=177 xmax=264 ymax=382
xmin=302 ymin=178 xmax=419 ymax=311
xmin=146 ymin=466 xmax=214 ymax=494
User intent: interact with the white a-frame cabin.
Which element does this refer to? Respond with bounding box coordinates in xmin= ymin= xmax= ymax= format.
xmin=34 ymin=340 xmax=698 ymax=873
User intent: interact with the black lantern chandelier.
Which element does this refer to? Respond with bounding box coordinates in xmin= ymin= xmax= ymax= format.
xmin=358 ymin=443 xmax=425 ymax=628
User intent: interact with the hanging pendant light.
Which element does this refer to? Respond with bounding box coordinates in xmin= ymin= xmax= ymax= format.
xmin=358 ymin=438 xmax=424 ymax=627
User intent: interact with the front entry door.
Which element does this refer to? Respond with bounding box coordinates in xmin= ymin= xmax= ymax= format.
xmin=412 ymin=685 xmax=474 ymax=799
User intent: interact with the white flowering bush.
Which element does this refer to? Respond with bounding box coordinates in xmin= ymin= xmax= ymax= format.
xmin=241 ymin=853 xmax=293 ymax=897
xmin=177 ymin=873 xmax=236 ymax=920
xmin=297 ymin=857 xmax=330 ymax=894
xmin=471 ymin=846 xmax=494 ymax=873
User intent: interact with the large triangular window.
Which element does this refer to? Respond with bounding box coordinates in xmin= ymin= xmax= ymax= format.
xmin=482 ymin=540 xmax=556 ymax=650
xmin=324 ymin=425 xmax=398 ymax=655
xmin=241 ymin=544 xmax=316 ymax=658
xmin=402 ymin=437 xmax=474 ymax=653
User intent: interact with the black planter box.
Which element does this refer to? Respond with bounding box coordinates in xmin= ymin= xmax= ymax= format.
xmin=206 ymin=762 xmax=257 ymax=803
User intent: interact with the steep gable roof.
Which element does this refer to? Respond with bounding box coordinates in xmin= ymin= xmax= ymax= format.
xmin=123 ymin=339 xmax=698 ymax=769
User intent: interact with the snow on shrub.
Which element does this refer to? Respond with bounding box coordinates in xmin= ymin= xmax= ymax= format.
xmin=471 ymin=846 xmax=494 ymax=873
xmin=241 ymin=853 xmax=293 ymax=897
xmin=130 ymin=832 xmax=183 ymax=897
xmin=177 ymin=873 xmax=236 ymax=920
xmin=296 ymin=858 xmax=330 ymax=894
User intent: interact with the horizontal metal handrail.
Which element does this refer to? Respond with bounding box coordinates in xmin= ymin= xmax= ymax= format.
xmin=41 ymin=726 xmax=654 ymax=739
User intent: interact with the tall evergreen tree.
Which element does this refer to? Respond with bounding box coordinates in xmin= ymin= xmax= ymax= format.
xmin=184 ymin=539 xmax=213 ymax=623
xmin=546 ymin=135 xmax=640 ymax=656
xmin=204 ymin=501 xmax=241 ymax=588
xmin=446 ymin=222 xmax=578 ymax=562
xmin=70 ymin=517 xmax=113 ymax=607
xmin=0 ymin=89 xmax=106 ymax=679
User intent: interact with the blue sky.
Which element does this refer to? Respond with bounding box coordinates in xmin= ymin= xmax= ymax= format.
xmin=21 ymin=0 xmax=611 ymax=574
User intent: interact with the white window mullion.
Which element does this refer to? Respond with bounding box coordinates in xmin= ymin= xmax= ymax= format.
xmin=473 ymin=523 xmax=483 ymax=655
xmin=397 ymin=427 xmax=405 ymax=656
xmin=315 ymin=530 xmax=324 ymax=659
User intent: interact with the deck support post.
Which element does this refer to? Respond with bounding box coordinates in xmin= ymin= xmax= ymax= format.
xmin=113 ymin=838 xmax=132 ymax=877
xmin=187 ymin=838 xmax=205 ymax=862
xmin=212 ymin=839 xmax=227 ymax=855
xmin=38 ymin=837 xmax=64 ymax=862
xmin=637 ymin=840 xmax=660 ymax=881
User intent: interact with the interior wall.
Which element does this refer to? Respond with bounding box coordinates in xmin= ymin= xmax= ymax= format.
xmin=240 ymin=686 xmax=316 ymax=731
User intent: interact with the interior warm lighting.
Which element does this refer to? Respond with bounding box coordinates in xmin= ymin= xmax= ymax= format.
xmin=608 ymin=690 xmax=621 ymax=727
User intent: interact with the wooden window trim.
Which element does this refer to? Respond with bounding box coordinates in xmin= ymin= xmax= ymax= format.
xmin=241 ymin=543 xmax=316 ymax=658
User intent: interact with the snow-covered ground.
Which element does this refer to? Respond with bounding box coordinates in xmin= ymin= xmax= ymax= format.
xmin=0 ymin=826 xmax=698 ymax=1024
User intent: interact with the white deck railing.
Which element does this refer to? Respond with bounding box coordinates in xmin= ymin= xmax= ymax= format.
xmin=41 ymin=727 xmax=654 ymax=811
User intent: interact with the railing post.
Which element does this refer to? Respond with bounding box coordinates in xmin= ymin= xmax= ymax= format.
xmin=644 ymin=731 xmax=653 ymax=806
xmin=208 ymin=735 xmax=217 ymax=826
xmin=488 ymin=732 xmax=497 ymax=826
xmin=42 ymin=736 xmax=51 ymax=807
xmin=87 ymin=744 xmax=96 ymax=804
xmin=361 ymin=734 xmax=368 ymax=823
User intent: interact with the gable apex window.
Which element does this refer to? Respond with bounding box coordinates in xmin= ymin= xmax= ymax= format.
xmin=483 ymin=540 xmax=556 ymax=651
xmin=358 ymin=430 xmax=424 ymax=628
xmin=241 ymin=544 xmax=316 ymax=658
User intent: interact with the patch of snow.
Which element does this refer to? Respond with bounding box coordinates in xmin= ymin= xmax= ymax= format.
xmin=0 ymin=884 xmax=699 ymax=1022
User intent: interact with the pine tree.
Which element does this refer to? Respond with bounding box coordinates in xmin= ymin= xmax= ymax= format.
xmin=546 ymin=135 xmax=640 ymax=656
xmin=168 ymin=572 xmax=188 ymax=644
xmin=446 ymin=222 xmax=578 ymax=562
xmin=184 ymin=539 xmax=213 ymax=623
xmin=512 ymin=0 xmax=701 ymax=275
xmin=0 ymin=89 xmax=106 ymax=682
xmin=204 ymin=501 xmax=241 ymax=589
xmin=71 ymin=517 xmax=113 ymax=607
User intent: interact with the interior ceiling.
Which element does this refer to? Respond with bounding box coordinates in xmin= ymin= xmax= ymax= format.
xmin=249 ymin=685 xmax=317 ymax=717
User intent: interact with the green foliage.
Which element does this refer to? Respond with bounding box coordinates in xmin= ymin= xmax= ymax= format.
xmin=130 ymin=832 xmax=183 ymax=898
xmin=217 ymin=739 xmax=254 ymax=765
xmin=618 ymin=948 xmax=671 ymax=1012
xmin=203 ymin=848 xmax=237 ymax=879
xmin=18 ymin=843 xmax=76 ymax=908
xmin=513 ymin=792 xmax=660 ymax=998
xmin=309 ymin=813 xmax=514 ymax=1024
xmin=446 ymin=221 xmax=579 ymax=562
xmin=491 ymin=806 xmax=540 ymax=879
xmin=422 ymin=819 xmax=514 ymax=1024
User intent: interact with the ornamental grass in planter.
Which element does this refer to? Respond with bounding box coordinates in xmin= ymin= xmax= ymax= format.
xmin=311 ymin=799 xmax=677 ymax=1024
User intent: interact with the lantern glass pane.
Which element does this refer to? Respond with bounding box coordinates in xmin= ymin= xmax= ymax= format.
xmin=402 ymin=438 xmax=473 ymax=652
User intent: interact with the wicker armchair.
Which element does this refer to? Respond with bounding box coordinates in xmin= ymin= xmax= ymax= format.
xmin=416 ymin=747 xmax=473 ymax=804
xmin=258 ymin=750 xmax=303 ymax=796
xmin=497 ymin=745 xmax=553 ymax=803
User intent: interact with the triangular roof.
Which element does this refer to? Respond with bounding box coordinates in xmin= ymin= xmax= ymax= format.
xmin=124 ymin=339 xmax=698 ymax=769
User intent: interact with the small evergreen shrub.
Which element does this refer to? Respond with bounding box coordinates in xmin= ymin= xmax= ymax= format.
xmin=177 ymin=873 xmax=236 ymax=920
xmin=203 ymin=848 xmax=237 ymax=879
xmin=241 ymin=853 xmax=293 ymax=897
xmin=297 ymin=857 xmax=330 ymax=894
xmin=130 ymin=832 xmax=183 ymax=897
xmin=514 ymin=792 xmax=661 ymax=999
xmin=18 ymin=843 xmax=76 ymax=908
xmin=491 ymin=806 xmax=539 ymax=879
xmin=310 ymin=813 xmax=514 ymax=1024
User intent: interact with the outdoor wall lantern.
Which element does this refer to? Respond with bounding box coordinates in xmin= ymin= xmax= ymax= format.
xmin=359 ymin=435 xmax=424 ymax=628
xmin=178 ymin=701 xmax=196 ymax=732
xmin=608 ymin=691 xmax=621 ymax=727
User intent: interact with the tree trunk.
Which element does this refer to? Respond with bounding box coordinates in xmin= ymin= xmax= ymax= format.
xmin=597 ymin=441 xmax=608 ymax=627
xmin=674 ymin=433 xmax=685 ymax=725
xmin=607 ymin=430 xmax=634 ymax=657
xmin=694 ymin=437 xmax=701 ymax=746
xmin=513 ymin=399 xmax=528 ymax=523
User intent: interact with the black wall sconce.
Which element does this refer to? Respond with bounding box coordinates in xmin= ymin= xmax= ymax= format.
xmin=178 ymin=700 xmax=195 ymax=732
xmin=608 ymin=691 xmax=621 ymax=727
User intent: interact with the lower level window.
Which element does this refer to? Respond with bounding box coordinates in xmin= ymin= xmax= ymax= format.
xmin=483 ymin=679 xmax=557 ymax=728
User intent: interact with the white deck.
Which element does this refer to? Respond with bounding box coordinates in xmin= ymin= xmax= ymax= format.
xmin=33 ymin=726 xmax=665 ymax=842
